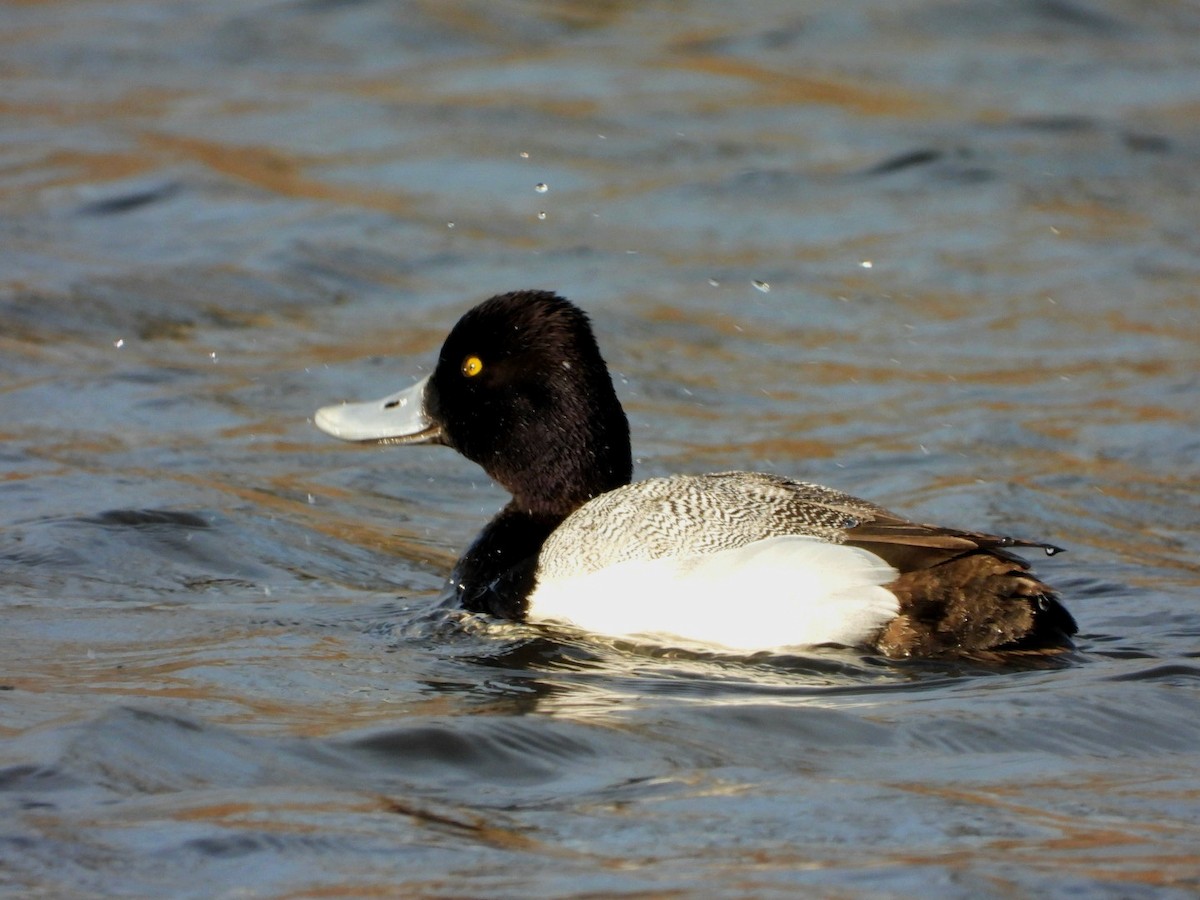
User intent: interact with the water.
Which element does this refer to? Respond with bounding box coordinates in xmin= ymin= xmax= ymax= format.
xmin=3 ymin=1 xmax=1199 ymax=896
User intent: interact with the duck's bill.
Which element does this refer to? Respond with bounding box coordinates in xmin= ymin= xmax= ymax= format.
xmin=314 ymin=374 xmax=444 ymax=445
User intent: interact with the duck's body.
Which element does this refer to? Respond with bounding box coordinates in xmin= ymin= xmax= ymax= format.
xmin=316 ymin=291 xmax=1076 ymax=658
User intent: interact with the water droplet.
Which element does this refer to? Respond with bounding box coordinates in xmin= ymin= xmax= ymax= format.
xmin=446 ymin=221 xmax=455 ymax=229
xmin=113 ymin=338 xmax=125 ymax=349
xmin=307 ymin=493 xmax=316 ymax=505
xmin=536 ymin=211 xmax=547 ymax=220
xmin=859 ymin=260 xmax=873 ymax=269
xmin=263 ymin=585 xmax=272 ymax=596
xmin=534 ymin=183 xmax=548 ymax=193
xmin=707 ymin=278 xmax=720 ymax=287
xmin=752 ymin=280 xmax=770 ymax=293
xmin=519 ymin=151 xmax=530 ymax=159
xmin=209 ymin=351 xmax=218 ymax=362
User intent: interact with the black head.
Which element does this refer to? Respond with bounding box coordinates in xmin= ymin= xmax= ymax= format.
xmin=423 ymin=291 xmax=632 ymax=517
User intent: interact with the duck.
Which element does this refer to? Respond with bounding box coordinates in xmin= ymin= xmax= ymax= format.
xmin=315 ymin=290 xmax=1077 ymax=658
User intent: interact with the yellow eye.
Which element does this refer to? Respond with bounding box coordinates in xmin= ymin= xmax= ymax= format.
xmin=462 ymin=355 xmax=484 ymax=377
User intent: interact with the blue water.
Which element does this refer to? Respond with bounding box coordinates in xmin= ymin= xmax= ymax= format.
xmin=2 ymin=1 xmax=1199 ymax=896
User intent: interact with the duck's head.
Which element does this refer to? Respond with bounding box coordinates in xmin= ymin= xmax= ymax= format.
xmin=315 ymin=291 xmax=632 ymax=517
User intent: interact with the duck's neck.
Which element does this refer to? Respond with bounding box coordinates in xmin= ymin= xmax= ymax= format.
xmin=455 ymin=351 xmax=633 ymax=519
xmin=450 ymin=365 xmax=633 ymax=616
xmin=507 ymin=461 xmax=631 ymax=520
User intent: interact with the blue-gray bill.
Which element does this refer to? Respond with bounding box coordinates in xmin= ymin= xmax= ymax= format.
xmin=314 ymin=374 xmax=443 ymax=445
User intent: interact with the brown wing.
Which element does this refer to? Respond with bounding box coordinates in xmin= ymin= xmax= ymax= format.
xmin=843 ymin=511 xmax=1062 ymax=573
xmin=843 ymin=512 xmax=1075 ymax=657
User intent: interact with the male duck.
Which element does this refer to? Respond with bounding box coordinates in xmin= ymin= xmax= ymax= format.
xmin=315 ymin=291 xmax=1076 ymax=658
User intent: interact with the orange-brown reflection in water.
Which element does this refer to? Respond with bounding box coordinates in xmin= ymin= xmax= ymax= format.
xmin=888 ymin=779 xmax=1200 ymax=890
xmin=145 ymin=134 xmax=425 ymax=220
xmin=667 ymin=55 xmax=932 ymax=117
xmin=4 ymin=604 xmax=472 ymax=737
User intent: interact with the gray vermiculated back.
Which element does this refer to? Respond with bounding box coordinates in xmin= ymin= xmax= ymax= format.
xmin=536 ymin=472 xmax=892 ymax=579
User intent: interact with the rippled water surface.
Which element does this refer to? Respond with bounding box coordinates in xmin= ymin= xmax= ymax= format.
xmin=3 ymin=1 xmax=1200 ymax=896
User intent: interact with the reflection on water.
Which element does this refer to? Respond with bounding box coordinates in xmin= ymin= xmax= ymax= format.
xmin=3 ymin=0 xmax=1200 ymax=896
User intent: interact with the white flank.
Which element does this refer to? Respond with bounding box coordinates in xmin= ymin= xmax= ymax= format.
xmin=526 ymin=535 xmax=899 ymax=651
